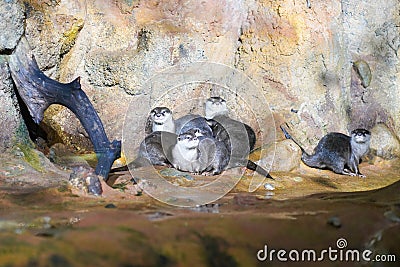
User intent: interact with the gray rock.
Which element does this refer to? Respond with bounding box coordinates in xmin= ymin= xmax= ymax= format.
xmin=353 ymin=60 xmax=372 ymax=88
xmin=0 ymin=56 xmax=29 ymax=151
xmin=258 ymin=139 xmax=302 ymax=172
xmin=263 ymin=183 xmax=275 ymax=190
xmin=327 ymin=216 xmax=342 ymax=228
xmin=0 ymin=0 xmax=25 ymax=53
xmin=369 ymin=123 xmax=400 ymax=159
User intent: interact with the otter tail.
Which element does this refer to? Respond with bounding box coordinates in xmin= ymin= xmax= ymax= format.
xmin=246 ymin=160 xmax=274 ymax=179
xmin=280 ymin=124 xmax=308 ymax=155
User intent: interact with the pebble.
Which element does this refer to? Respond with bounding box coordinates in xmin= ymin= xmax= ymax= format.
xmin=13 ymin=148 xmax=24 ymax=158
xmin=293 ymin=176 xmax=303 ymax=182
xmin=327 ymin=216 xmax=342 ymax=228
xmin=69 ymin=166 xmax=103 ymax=196
xmin=264 ymin=183 xmax=275 ymax=191
xmin=105 ymin=203 xmax=117 ymax=209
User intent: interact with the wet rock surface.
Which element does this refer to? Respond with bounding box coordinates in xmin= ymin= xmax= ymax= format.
xmin=0 ymin=150 xmax=399 ymax=266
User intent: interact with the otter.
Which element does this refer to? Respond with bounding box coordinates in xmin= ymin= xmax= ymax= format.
xmin=191 ymin=128 xmax=230 ymax=175
xmin=113 ymin=107 xmax=213 ymax=173
xmin=280 ymin=125 xmax=371 ymax=177
xmin=199 ymin=136 xmax=230 ymax=176
xmin=145 ymin=107 xmax=176 ymax=134
xmin=205 ymin=97 xmax=256 ymax=150
xmin=112 ymin=131 xmax=177 ymax=172
xmin=204 ymin=97 xmax=272 ymax=179
xmin=136 ymin=131 xmax=177 ymax=167
xmin=170 ymin=131 xmax=203 ymax=174
xmin=170 ymin=129 xmax=230 ymax=175
xmin=114 ymin=128 xmax=229 ymax=176
xmin=145 ymin=107 xmax=213 ymax=137
xmin=175 ymin=115 xmax=213 ymax=137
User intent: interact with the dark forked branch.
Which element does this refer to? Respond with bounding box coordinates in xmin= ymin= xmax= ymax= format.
xmin=8 ymin=38 xmax=121 ymax=181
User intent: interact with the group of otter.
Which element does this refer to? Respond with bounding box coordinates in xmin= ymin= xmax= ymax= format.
xmin=117 ymin=97 xmax=272 ymax=178
xmin=115 ymin=96 xmax=372 ymax=179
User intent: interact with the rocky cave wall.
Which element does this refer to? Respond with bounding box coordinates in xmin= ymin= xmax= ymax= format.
xmin=1 ymin=0 xmax=400 ymax=159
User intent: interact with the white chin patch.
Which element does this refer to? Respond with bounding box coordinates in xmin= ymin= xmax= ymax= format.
xmin=354 ymin=136 xmax=365 ymax=143
xmin=154 ymin=117 xmax=165 ymax=123
xmin=189 ymin=140 xmax=199 ymax=146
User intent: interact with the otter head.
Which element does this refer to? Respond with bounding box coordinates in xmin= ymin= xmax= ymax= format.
xmin=185 ymin=128 xmax=205 ymax=137
xmin=177 ymin=132 xmax=199 ymax=149
xmin=351 ymin=128 xmax=371 ymax=159
xmin=150 ymin=107 xmax=172 ymax=125
xmin=351 ymin=128 xmax=371 ymax=144
xmin=205 ymin=97 xmax=228 ymax=119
